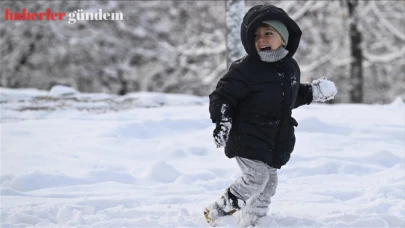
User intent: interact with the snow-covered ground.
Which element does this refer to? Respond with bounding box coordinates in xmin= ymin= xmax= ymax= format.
xmin=1 ymin=87 xmax=404 ymax=227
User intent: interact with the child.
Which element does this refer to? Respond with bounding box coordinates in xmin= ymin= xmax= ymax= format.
xmin=204 ymin=4 xmax=337 ymax=227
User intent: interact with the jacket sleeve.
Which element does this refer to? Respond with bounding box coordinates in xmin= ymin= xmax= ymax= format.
xmin=291 ymin=59 xmax=313 ymax=108
xmin=294 ymin=83 xmax=313 ymax=108
xmin=209 ymin=68 xmax=252 ymax=123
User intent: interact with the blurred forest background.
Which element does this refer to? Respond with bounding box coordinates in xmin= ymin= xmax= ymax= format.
xmin=1 ymin=0 xmax=404 ymax=104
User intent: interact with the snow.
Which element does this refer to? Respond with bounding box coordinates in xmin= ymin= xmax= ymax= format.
xmin=49 ymin=85 xmax=79 ymax=97
xmin=311 ymin=77 xmax=338 ymax=102
xmin=1 ymin=87 xmax=404 ymax=227
xmin=142 ymin=161 xmax=182 ymax=183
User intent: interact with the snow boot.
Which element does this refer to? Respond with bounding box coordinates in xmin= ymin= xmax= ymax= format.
xmin=204 ymin=188 xmax=245 ymax=226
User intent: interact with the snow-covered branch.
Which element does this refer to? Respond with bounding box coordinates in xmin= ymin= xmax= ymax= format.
xmin=363 ymin=47 xmax=405 ymax=63
xmin=370 ymin=1 xmax=405 ymax=41
xmin=290 ymin=1 xmax=314 ymax=21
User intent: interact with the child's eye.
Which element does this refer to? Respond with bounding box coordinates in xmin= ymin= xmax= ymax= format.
xmin=265 ymin=32 xmax=273 ymax=36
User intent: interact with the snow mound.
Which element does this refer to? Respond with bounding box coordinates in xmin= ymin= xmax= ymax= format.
xmin=1 ymin=87 xmax=208 ymax=122
xmin=49 ymin=85 xmax=79 ymax=96
xmin=122 ymin=92 xmax=208 ymax=107
xmin=6 ymin=169 xmax=135 ymax=192
xmin=87 ymin=167 xmax=136 ymax=185
xmin=0 ymin=187 xmax=27 ymax=196
xmin=8 ymin=171 xmax=83 ymax=192
xmin=142 ymin=161 xmax=182 ymax=183
xmin=0 ymin=87 xmax=48 ymax=102
xmin=388 ymin=96 xmax=405 ymax=108
xmin=365 ymin=150 xmax=404 ymax=168
xmin=174 ymin=175 xmax=193 ymax=185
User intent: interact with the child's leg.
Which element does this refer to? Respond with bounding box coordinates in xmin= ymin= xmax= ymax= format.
xmin=243 ymin=166 xmax=277 ymax=215
xmin=239 ymin=166 xmax=278 ymax=227
xmin=204 ymin=157 xmax=272 ymax=225
xmin=229 ymin=157 xmax=271 ymax=201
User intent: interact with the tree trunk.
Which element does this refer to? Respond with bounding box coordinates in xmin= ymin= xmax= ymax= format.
xmin=347 ymin=0 xmax=363 ymax=103
xmin=225 ymin=0 xmax=245 ymax=69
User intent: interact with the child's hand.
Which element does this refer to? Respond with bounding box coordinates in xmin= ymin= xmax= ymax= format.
xmin=213 ymin=121 xmax=232 ymax=148
xmin=311 ymin=77 xmax=337 ymax=102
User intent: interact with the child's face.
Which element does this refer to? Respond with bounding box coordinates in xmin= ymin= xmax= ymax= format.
xmin=254 ymin=25 xmax=286 ymax=52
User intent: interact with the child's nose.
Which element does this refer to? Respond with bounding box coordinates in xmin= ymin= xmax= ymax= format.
xmin=257 ymin=34 xmax=266 ymax=41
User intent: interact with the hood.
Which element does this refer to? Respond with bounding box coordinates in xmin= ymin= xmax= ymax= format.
xmin=241 ymin=4 xmax=302 ymax=60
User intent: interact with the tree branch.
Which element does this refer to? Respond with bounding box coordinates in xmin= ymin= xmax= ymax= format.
xmin=370 ymin=1 xmax=405 ymax=41
xmin=363 ymin=47 xmax=405 ymax=63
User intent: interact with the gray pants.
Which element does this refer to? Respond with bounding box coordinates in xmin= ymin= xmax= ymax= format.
xmin=229 ymin=156 xmax=278 ymax=218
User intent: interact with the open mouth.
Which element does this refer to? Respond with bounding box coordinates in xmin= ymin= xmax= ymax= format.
xmin=260 ymin=46 xmax=272 ymax=51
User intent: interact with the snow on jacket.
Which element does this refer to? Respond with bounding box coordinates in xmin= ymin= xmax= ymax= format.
xmin=209 ymin=4 xmax=313 ymax=168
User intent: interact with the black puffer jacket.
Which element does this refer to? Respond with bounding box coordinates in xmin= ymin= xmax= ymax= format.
xmin=209 ymin=5 xmax=313 ymax=169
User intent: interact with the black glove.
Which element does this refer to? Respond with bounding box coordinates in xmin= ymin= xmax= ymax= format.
xmin=213 ymin=121 xmax=232 ymax=148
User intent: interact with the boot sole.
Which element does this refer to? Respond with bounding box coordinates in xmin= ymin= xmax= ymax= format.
xmin=204 ymin=208 xmax=237 ymax=227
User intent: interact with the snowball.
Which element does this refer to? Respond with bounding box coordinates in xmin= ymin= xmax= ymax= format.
xmin=312 ymin=77 xmax=338 ymax=102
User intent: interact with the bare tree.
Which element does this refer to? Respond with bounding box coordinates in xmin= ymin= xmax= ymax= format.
xmin=347 ymin=0 xmax=363 ymax=103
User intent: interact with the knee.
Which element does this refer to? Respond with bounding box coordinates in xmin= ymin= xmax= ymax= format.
xmin=248 ymin=167 xmax=269 ymax=188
